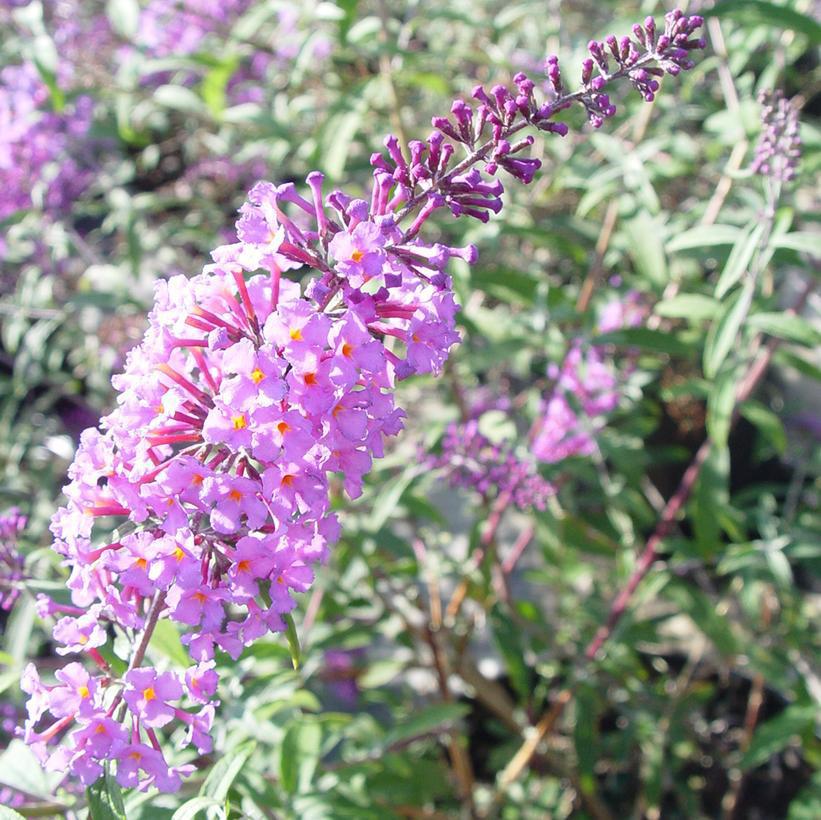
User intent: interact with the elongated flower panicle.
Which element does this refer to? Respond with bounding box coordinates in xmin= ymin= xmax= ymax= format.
xmin=533 ymin=292 xmax=648 ymax=463
xmin=752 ymin=90 xmax=801 ymax=182
xmin=432 ymin=418 xmax=553 ymax=510
xmin=21 ymin=11 xmax=703 ymax=792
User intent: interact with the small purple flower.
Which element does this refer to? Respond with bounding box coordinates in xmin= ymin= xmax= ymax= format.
xmin=123 ymin=668 xmax=183 ymax=728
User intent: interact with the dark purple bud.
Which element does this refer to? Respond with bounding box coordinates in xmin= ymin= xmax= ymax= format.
xmin=472 ymin=85 xmax=492 ymax=106
xmin=499 ymin=156 xmax=541 ymax=184
xmin=580 ymin=58 xmax=593 ymax=86
xmin=432 ymin=116 xmax=461 ymax=142
xmin=427 ymin=130 xmax=444 ymax=172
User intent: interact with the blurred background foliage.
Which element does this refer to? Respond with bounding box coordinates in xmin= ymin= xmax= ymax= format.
xmin=0 ymin=0 xmax=819 ymax=817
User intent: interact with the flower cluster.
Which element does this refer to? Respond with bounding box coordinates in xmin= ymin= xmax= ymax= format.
xmin=533 ymin=292 xmax=648 ymax=463
xmin=21 ymin=12 xmax=703 ymax=792
xmin=0 ymin=61 xmax=94 ymax=224
xmin=751 ymin=90 xmax=801 ymax=183
xmin=431 ymin=418 xmax=553 ymax=510
xmin=0 ymin=507 xmax=26 ymax=610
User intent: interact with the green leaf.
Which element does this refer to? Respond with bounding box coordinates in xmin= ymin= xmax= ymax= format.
xmin=706 ymin=365 xmax=739 ymax=448
xmin=663 ymin=577 xmax=739 ymax=655
xmin=715 ymin=221 xmax=764 ymax=299
xmin=740 ymin=401 xmax=786 ymax=455
xmin=106 ymin=0 xmax=141 ymax=39
xmin=199 ymin=57 xmax=239 ymax=118
xmin=366 ymin=468 xmax=417 ymax=531
xmin=788 ymin=770 xmax=821 ymax=820
xmin=666 ymin=224 xmax=741 ymax=253
xmin=741 ymin=705 xmax=817 ymax=770
xmin=624 ymin=211 xmax=668 ymax=285
xmin=654 ymin=294 xmax=720 ymax=321
xmin=87 ymin=769 xmax=127 ymax=820
xmin=280 ymin=720 xmax=322 ymax=795
xmin=691 ymin=444 xmax=729 ymax=558
xmin=703 ymin=281 xmax=753 ymax=379
xmin=172 ymin=796 xmax=222 ymax=820
xmin=153 ymin=85 xmax=208 ymax=115
xmin=201 ymin=740 xmax=256 ymax=803
xmin=477 ymin=409 xmax=516 ymax=444
xmin=592 ymin=327 xmax=692 ymax=358
xmin=772 ymin=232 xmax=820 ymax=257
xmin=284 ymin=612 xmax=301 ymax=670
xmin=710 ymin=0 xmax=821 ymax=45
xmin=381 ymin=703 xmax=469 ymax=749
xmin=747 ymin=312 xmax=821 ymax=346
xmin=0 ymin=741 xmax=61 ymax=800
xmin=149 ymin=619 xmax=190 ymax=667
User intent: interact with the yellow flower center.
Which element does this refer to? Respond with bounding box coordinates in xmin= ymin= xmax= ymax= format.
xmin=251 ymin=368 xmax=265 ymax=384
xmin=143 ymin=687 xmax=156 ymax=702
xmin=173 ymin=547 xmax=185 ymax=561
xmin=232 ymin=414 xmax=247 ymax=430
xmin=78 ymin=685 xmax=90 ymax=698
xmin=289 ymin=327 xmax=302 ymax=341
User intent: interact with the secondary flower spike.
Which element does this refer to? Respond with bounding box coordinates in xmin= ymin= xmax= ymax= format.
xmin=21 ymin=10 xmax=704 ymax=792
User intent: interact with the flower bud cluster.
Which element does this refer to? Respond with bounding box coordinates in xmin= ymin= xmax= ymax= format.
xmin=533 ymin=292 xmax=647 ymax=463
xmin=20 ymin=13 xmax=702 ymax=793
xmin=752 ymin=90 xmax=801 ymax=183
xmin=431 ymin=418 xmax=553 ymax=510
xmin=0 ymin=507 xmax=26 ymax=611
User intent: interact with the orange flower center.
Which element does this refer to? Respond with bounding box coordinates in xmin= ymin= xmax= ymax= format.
xmin=351 ymin=249 xmax=365 ymax=263
xmin=143 ymin=687 xmax=156 ymax=702
xmin=341 ymin=342 xmax=353 ymax=357
xmin=229 ymin=489 xmax=243 ymax=502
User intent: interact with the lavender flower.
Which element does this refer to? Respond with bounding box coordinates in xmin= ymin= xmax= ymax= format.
xmin=751 ymin=90 xmax=801 ymax=182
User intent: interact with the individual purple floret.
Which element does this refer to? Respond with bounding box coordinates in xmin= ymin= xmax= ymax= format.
xmin=751 ymin=90 xmax=801 ymax=182
xmin=0 ymin=507 xmax=26 ymax=611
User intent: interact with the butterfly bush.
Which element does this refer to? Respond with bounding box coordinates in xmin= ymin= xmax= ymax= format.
xmin=20 ymin=11 xmax=704 ymax=792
